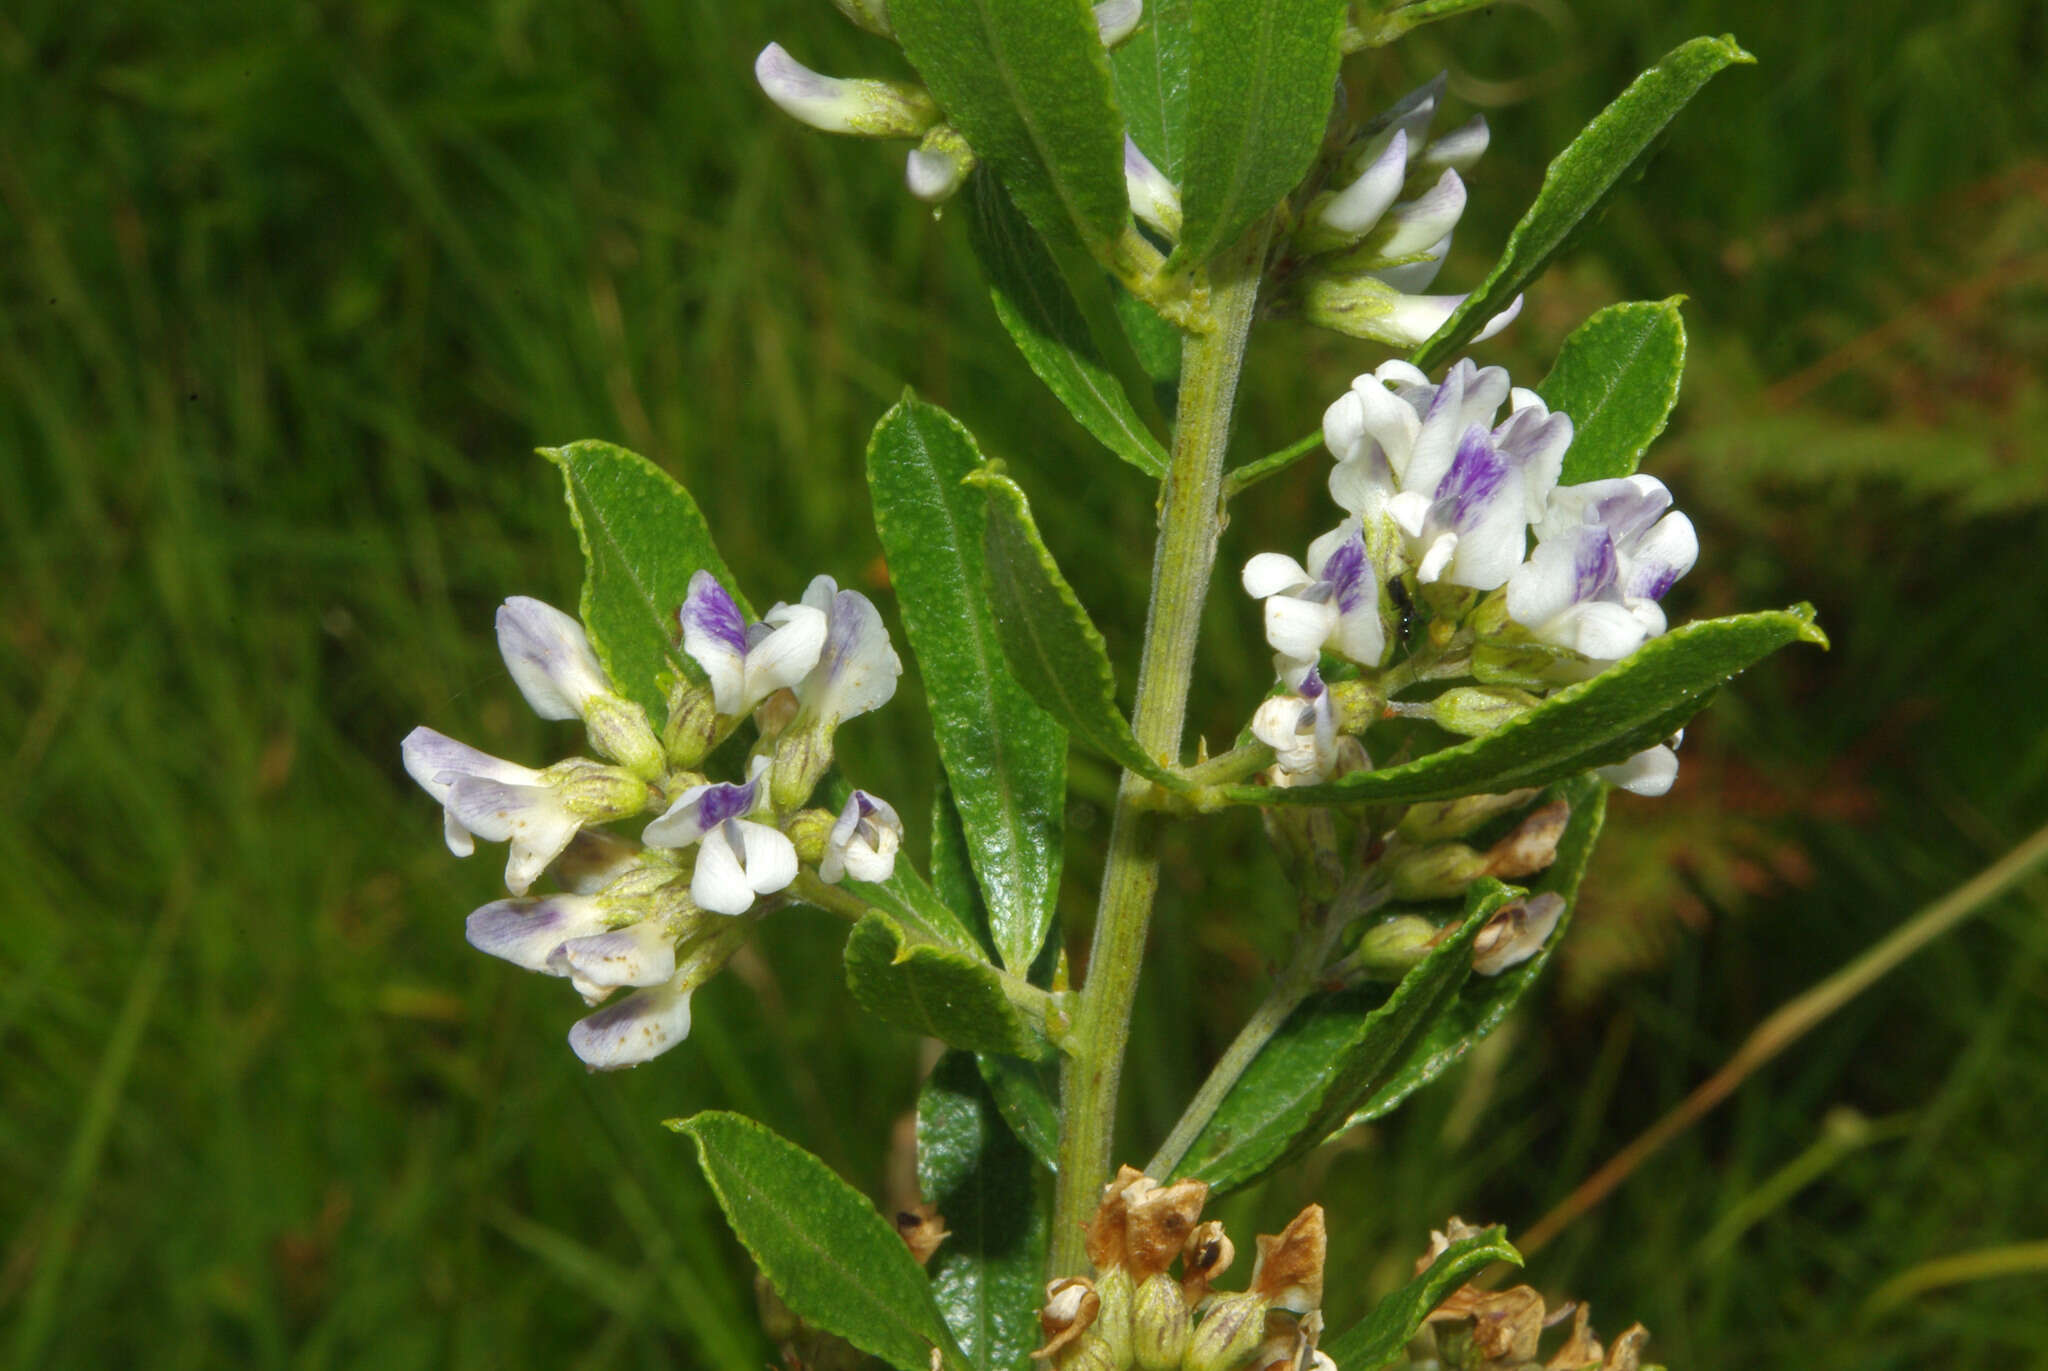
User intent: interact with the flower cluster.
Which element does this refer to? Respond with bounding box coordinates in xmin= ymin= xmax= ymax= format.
xmin=1034 ymin=1167 xmax=1332 ymax=1371
xmin=1282 ymin=75 xmax=1523 ymax=348
xmin=1408 ymin=1220 xmax=1652 ymax=1371
xmin=402 ymin=575 xmax=903 ymax=1070
xmin=1243 ymin=358 xmax=1696 ymax=796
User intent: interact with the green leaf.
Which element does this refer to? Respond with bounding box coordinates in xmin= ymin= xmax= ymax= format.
xmin=1111 ymin=0 xmax=1191 ymax=180
xmin=869 ymin=396 xmax=1070 ymax=973
xmin=970 ymin=469 xmax=1187 ymax=787
xmin=1411 ymin=35 xmax=1755 ymax=371
xmin=1323 ymin=1226 xmax=1522 ymax=1369
xmin=1227 ymin=606 xmax=1826 ymax=808
xmin=1355 ymin=774 xmax=1605 ymax=1123
xmin=966 ymin=176 xmax=1169 ymax=480
xmin=845 ymin=912 xmax=1048 ymax=1058
xmin=1172 ymin=882 xmax=1512 ymax=1194
xmin=976 ymin=1054 xmax=1062 ymax=1174
xmin=542 ymin=440 xmax=746 ymax=721
xmin=669 ymin=1112 xmax=968 ymax=1371
xmin=1172 ymin=0 xmax=1349 ymax=267
xmin=930 ymin=778 xmax=989 ymax=945
xmin=1542 ymin=299 xmax=1688 ymax=485
xmin=1112 ymin=281 xmax=1185 ymax=387
xmin=892 ymin=0 xmax=1130 ymax=257
xmin=918 ymin=1054 xmax=1048 ymax=1371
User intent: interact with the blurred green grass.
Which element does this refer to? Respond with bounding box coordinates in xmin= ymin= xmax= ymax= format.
xmin=2 ymin=0 xmax=2045 ymax=1366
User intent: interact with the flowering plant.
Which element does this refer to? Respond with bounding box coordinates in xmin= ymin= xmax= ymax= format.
xmin=405 ymin=4 xmax=1822 ymax=1368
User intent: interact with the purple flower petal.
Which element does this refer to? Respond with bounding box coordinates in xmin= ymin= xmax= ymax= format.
xmin=681 ymin=571 xmax=748 ymax=658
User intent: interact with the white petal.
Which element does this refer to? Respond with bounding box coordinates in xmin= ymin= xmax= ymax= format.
xmin=1124 ymin=135 xmax=1181 ymax=236
xmin=1333 ymin=601 xmax=1387 ymax=668
xmin=754 ymin=44 xmax=864 ymax=134
xmin=1419 ymin=114 xmax=1489 ymax=173
xmin=1623 ymin=511 xmax=1698 ymax=600
xmin=496 ymin=597 xmax=611 ymax=721
xmin=1506 ymin=538 xmax=1584 ymax=631
xmin=735 ymin=820 xmax=800 ymax=897
xmin=1375 ymin=169 xmax=1466 ymax=259
xmin=805 ymin=589 xmax=902 ymax=723
xmin=551 ymin=920 xmax=677 ymax=990
xmin=402 ymin=727 xmax=542 ymax=803
xmin=1328 ymin=454 xmax=1397 ymax=521
xmin=1454 ymin=362 xmax=1513 ymax=437
xmin=1388 ymin=489 xmax=1433 ymax=540
xmin=1470 ymin=293 xmax=1524 ymax=344
xmin=1401 ymin=363 xmax=1467 ymax=496
xmin=1545 ymin=600 xmax=1651 ymax=661
xmin=466 ymin=894 xmax=609 ymax=972
xmin=1369 ymin=232 xmax=1449 ymax=294
xmin=1370 ymin=292 xmax=1462 ymax=348
xmin=1242 ymin=552 xmax=1311 ymax=599
xmin=690 ymin=826 xmax=757 ymax=915
xmin=680 ymin=571 xmax=752 ymax=715
xmin=1251 ymin=696 xmax=1318 ymax=776
xmin=1094 ymin=0 xmax=1141 ymax=46
xmin=749 ymin=603 xmax=830 ymax=704
xmin=801 ymin=573 xmax=839 ymax=614
xmin=1264 ymin=595 xmax=1338 ymax=662
xmin=568 ymin=979 xmax=694 ymax=1070
xmin=1353 ymin=370 xmax=1424 ymax=469
xmin=1597 ymin=745 xmax=1679 ymax=797
xmin=905 ymin=143 xmax=969 ymax=202
xmin=1319 ymin=129 xmax=1407 ymax=235
xmin=1436 ymin=497 xmax=1525 ymax=592
xmin=1415 ymin=531 xmax=1459 ymax=584
xmin=1322 ymin=389 xmax=1366 ymax=463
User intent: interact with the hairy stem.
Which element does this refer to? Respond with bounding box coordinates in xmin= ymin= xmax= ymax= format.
xmin=1048 ymin=223 xmax=1271 ymax=1275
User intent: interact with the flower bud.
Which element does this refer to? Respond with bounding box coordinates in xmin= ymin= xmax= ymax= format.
xmin=1385 ymin=841 xmax=1492 ymax=901
xmin=662 ymin=678 xmax=723 ymax=768
xmin=1094 ymin=0 xmax=1142 ymax=46
xmin=1396 ymin=789 xmax=1541 ymax=843
xmin=1351 ymin=914 xmax=1440 ymax=976
xmin=906 ymin=125 xmax=975 ymax=203
xmin=1130 ymin=1272 xmax=1190 ymax=1370
xmin=770 ymin=720 xmax=836 ymax=812
xmin=1298 ymin=273 xmax=1521 ymax=349
xmin=1429 ymin=685 xmax=1539 ymax=738
xmin=1184 ymin=1293 xmax=1269 ymax=1371
xmin=546 ymin=759 xmax=654 ymax=822
xmin=754 ymin=43 xmax=938 ymax=138
xmin=1089 ymin=1265 xmax=1134 ymax=1367
xmin=582 ymin=692 xmax=665 ymax=777
xmin=784 ymin=807 xmax=839 ymax=866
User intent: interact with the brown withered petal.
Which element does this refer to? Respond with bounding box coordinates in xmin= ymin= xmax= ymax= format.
xmin=1032 ymin=1277 xmax=1101 ymax=1361
xmin=1414 ymin=1216 xmax=1491 ymax=1276
xmin=1467 ymin=1285 xmax=1546 ymax=1364
xmin=1485 ymin=798 xmax=1571 ymax=877
xmin=1124 ymin=1178 xmax=1210 ymax=1279
xmin=1249 ymin=1205 xmax=1327 ymax=1314
xmin=1543 ymin=1303 xmax=1604 ymax=1370
xmin=1471 ymin=893 xmax=1565 ymax=977
xmin=1084 ymin=1166 xmax=1154 ymax=1271
xmin=1601 ymin=1323 xmax=1650 ymax=1371
xmin=895 ymin=1204 xmax=950 ymax=1266
xmin=1180 ymin=1220 xmax=1235 ymax=1305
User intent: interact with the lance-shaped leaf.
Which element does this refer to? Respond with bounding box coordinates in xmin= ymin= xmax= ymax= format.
xmin=892 ymin=0 xmax=1129 ymax=257
xmin=669 ymin=1112 xmax=970 ymax=1371
xmin=1323 ymin=1226 xmax=1522 ymax=1369
xmin=1171 ymin=882 xmax=1512 ymax=1194
xmin=976 ymin=1053 xmax=1061 ymax=1174
xmin=918 ymin=1053 xmax=1048 ymax=1370
xmin=1172 ymin=0 xmax=1349 ymax=267
xmin=542 ymin=441 xmax=746 ymax=721
xmin=1355 ymin=774 xmax=1604 ymax=1123
xmin=1542 ymin=299 xmax=1688 ymax=485
xmin=1412 ymin=35 xmax=1755 ymax=371
xmin=845 ymin=912 xmax=1050 ymax=1058
xmin=967 ymin=176 xmax=1169 ymax=480
xmin=1226 ymin=606 xmax=1826 ymax=808
xmin=869 ymin=397 xmax=1070 ymax=973
xmin=1112 ymin=0 xmax=1191 ymax=180
xmin=969 ymin=469 xmax=1186 ymax=787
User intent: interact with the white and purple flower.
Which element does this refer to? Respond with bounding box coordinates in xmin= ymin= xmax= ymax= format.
xmin=402 ymin=727 xmax=586 ymax=895
xmin=791 ymin=575 xmax=903 ymax=727
xmin=1250 ymin=669 xmax=1342 ymax=784
xmin=567 ymin=974 xmax=697 ymax=1071
xmin=753 ymin=42 xmax=937 ymax=139
xmin=1242 ymin=520 xmax=1386 ymax=683
xmin=680 ymin=569 xmax=829 ymax=719
xmin=643 ymin=761 xmax=798 ymax=915
xmin=820 ymin=789 xmax=904 ymax=884
xmin=1506 ymin=474 xmax=1697 ymax=666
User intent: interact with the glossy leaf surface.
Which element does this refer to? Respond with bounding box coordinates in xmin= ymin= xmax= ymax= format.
xmin=869 ymin=396 xmax=1069 ymax=972
xmin=1542 ymin=298 xmax=1688 ymax=484
xmin=892 ymin=0 xmax=1129 ymax=256
xmin=917 ymin=1054 xmax=1047 ymax=1370
xmin=1229 ymin=606 xmax=1825 ymax=808
xmin=670 ymin=1112 xmax=967 ymax=1371
xmin=844 ymin=912 xmax=1047 ymax=1058
xmin=543 ymin=441 xmax=745 ymax=720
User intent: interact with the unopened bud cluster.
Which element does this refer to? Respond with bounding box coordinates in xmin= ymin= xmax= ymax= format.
xmin=1035 ymin=1167 xmax=1332 ymax=1371
xmin=402 ymin=573 xmax=905 ymax=1070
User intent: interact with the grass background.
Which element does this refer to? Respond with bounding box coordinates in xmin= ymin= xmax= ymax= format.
xmin=3 ymin=0 xmax=2045 ymax=1366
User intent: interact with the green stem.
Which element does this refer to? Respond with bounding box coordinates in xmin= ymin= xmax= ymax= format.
xmin=1143 ymin=967 xmax=1316 ymax=1180
xmin=1048 ymin=223 xmax=1271 ymax=1275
